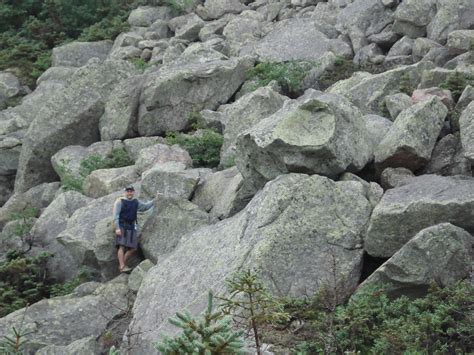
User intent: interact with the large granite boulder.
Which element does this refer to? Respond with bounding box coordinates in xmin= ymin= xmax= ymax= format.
xmin=0 ymin=71 xmax=24 ymax=109
xmin=15 ymin=60 xmax=137 ymax=192
xmin=0 ymin=277 xmax=129 ymax=353
xmin=196 ymin=0 xmax=246 ymax=20
xmin=51 ymin=41 xmax=113 ymax=67
xmin=236 ymin=90 xmax=372 ymax=189
xmin=135 ymin=143 xmax=192 ymax=174
xmin=129 ymin=174 xmax=372 ymax=352
xmin=36 ymin=336 xmax=100 ymax=355
xmin=83 ymin=165 xmax=139 ymax=199
xmin=380 ymin=167 xmax=415 ymax=190
xmin=140 ymin=197 xmax=212 ymax=263
xmin=459 ymin=101 xmax=474 ymax=164
xmin=30 ymin=191 xmax=93 ymax=281
xmin=427 ymin=0 xmax=474 ymax=44
xmin=128 ymin=6 xmax=172 ymax=27
xmin=374 ymin=97 xmax=448 ymax=172
xmin=364 ymin=114 xmax=392 ymax=161
xmin=192 ymin=167 xmax=255 ymax=219
xmin=217 ymin=86 xmax=287 ymax=164
xmin=384 ymin=93 xmax=412 ymax=121
xmin=365 ymin=174 xmax=474 ymax=257
xmin=99 ymin=75 xmax=144 ymax=141
xmin=392 ymin=0 xmax=436 ymax=38
xmin=328 ymin=61 xmax=434 ymax=115
xmin=241 ymin=18 xmax=352 ymax=61
xmin=357 ymin=223 xmax=473 ymax=299
xmin=138 ymin=57 xmax=253 ymax=136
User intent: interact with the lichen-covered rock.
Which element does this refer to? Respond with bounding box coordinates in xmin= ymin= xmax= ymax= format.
xmin=427 ymin=0 xmax=474 ymax=44
xmin=196 ymin=0 xmax=246 ymax=20
xmin=392 ymin=0 xmax=436 ymax=37
xmin=375 ymin=97 xmax=448 ymax=172
xmin=242 ymin=18 xmax=352 ymax=61
xmin=0 ymin=277 xmax=129 ymax=353
xmin=192 ymin=166 xmax=255 ymax=219
xmin=236 ymin=90 xmax=372 ymax=189
xmin=128 ymin=259 xmax=154 ymax=292
xmin=365 ymin=114 xmax=392 ymax=161
xmin=128 ymin=6 xmax=172 ymax=27
xmin=328 ymin=61 xmax=434 ymax=115
xmin=135 ymin=143 xmax=192 ymax=174
xmin=423 ymin=133 xmax=471 ymax=176
xmin=380 ymin=167 xmax=415 ymax=189
xmin=384 ymin=93 xmax=412 ymax=120
xmin=168 ymin=13 xmax=205 ymax=41
xmin=365 ymin=174 xmax=474 ymax=257
xmin=129 ymin=174 xmax=372 ymax=353
xmin=123 ymin=136 xmax=166 ymax=161
xmin=15 ymin=60 xmax=137 ymax=192
xmin=138 ymin=57 xmax=252 ymax=136
xmin=411 ymin=87 xmax=454 ymax=110
xmin=140 ymin=197 xmax=212 ymax=263
xmin=51 ymin=41 xmax=113 ymax=67
xmin=357 ymin=223 xmax=473 ymax=299
xmin=459 ymin=101 xmax=474 ymax=164
xmin=83 ymin=165 xmax=139 ymax=199
xmin=36 ymin=336 xmax=100 ymax=355
xmin=0 ymin=71 xmax=25 ymax=109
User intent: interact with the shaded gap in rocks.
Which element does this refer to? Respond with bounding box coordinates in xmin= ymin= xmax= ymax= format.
xmin=358 ymin=252 xmax=388 ymax=284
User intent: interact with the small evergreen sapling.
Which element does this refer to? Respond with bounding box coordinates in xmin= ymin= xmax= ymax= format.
xmin=155 ymin=291 xmax=246 ymax=354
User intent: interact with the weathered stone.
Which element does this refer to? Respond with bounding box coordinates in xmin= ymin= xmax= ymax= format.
xmin=99 ymin=75 xmax=144 ymax=140
xmin=199 ymin=15 xmax=234 ymax=42
xmin=36 ymin=336 xmax=100 ymax=355
xmin=0 ymin=277 xmax=129 ymax=353
xmin=36 ymin=67 xmax=78 ymax=85
xmin=123 ymin=136 xmax=166 ymax=161
xmin=129 ymin=174 xmax=372 ymax=352
xmin=145 ymin=19 xmax=171 ymax=40
xmin=452 ymin=85 xmax=474 ymax=131
xmin=427 ymin=0 xmax=474 ymax=44
xmin=0 ymin=71 xmax=24 ymax=109
xmin=241 ymin=18 xmax=352 ymax=61
xmin=192 ymin=167 xmax=255 ymax=219
xmin=0 ymin=182 xmax=60 ymax=230
xmin=328 ymin=61 xmax=434 ymax=115
xmin=236 ymin=90 xmax=372 ymax=189
xmin=338 ymin=172 xmax=384 ymax=209
xmin=380 ymin=167 xmax=415 ymax=190
xmin=128 ymin=6 xmax=172 ymax=26
xmin=128 ymin=259 xmax=154 ymax=292
xmin=51 ymin=41 xmax=113 ymax=67
xmin=30 ymin=191 xmax=93 ymax=281
xmin=393 ymin=0 xmax=436 ymax=35
xmin=419 ymin=67 xmax=474 ymax=89
xmin=374 ymin=97 xmax=448 ymax=172
xmin=365 ymin=114 xmax=392 ymax=161
xmin=109 ymin=46 xmax=143 ymax=60
xmin=222 ymin=11 xmax=264 ymax=55
xmin=138 ymin=57 xmax=252 ymax=136
xmin=218 ymin=86 xmax=286 ymax=164
xmin=140 ymin=197 xmax=212 ymax=263
xmin=196 ymin=0 xmax=246 ymax=20
xmin=423 ymin=133 xmax=472 ymax=176
xmin=83 ymin=165 xmax=139 ymax=199
xmin=412 ymin=37 xmax=442 ymax=62
xmin=459 ymin=101 xmax=474 ymax=163
xmin=411 ymin=87 xmax=454 ymax=110
xmin=367 ymin=25 xmax=400 ymax=47
xmin=365 ymin=174 xmax=474 ymax=257
xmin=384 ymin=93 xmax=412 ymax=121
xmin=168 ymin=13 xmax=205 ymax=41
xmin=301 ymin=52 xmax=338 ymax=91
xmin=135 ymin=143 xmax=192 ymax=174
xmin=358 ymin=223 xmax=473 ymax=299
xmin=15 ymin=60 xmax=137 ymax=192
xmin=447 ymin=30 xmax=474 ymax=51
xmin=353 ymin=44 xmax=383 ymax=66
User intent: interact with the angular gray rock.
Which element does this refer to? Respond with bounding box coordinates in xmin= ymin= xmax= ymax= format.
xmin=123 ymin=136 xmax=166 ymax=161
xmin=374 ymin=97 xmax=448 ymax=172
xmin=169 ymin=13 xmax=205 ymax=41
xmin=51 ymin=41 xmax=113 ymax=67
xmin=36 ymin=66 xmax=78 ymax=85
xmin=129 ymin=174 xmax=372 ymax=353
xmin=412 ymin=37 xmax=442 ymax=62
xmin=328 ymin=61 xmax=434 ymax=115
xmin=459 ymin=101 xmax=474 ymax=163
xmin=36 ymin=336 xmax=100 ymax=355
xmin=140 ymin=197 xmax=212 ymax=263
xmin=427 ymin=0 xmax=474 ymax=44
xmin=423 ymin=133 xmax=471 ymax=176
xmin=358 ymin=223 xmax=473 ymax=299
xmin=452 ymin=85 xmax=474 ymax=131
xmin=365 ymin=114 xmax=393 ymax=161
xmin=0 ymin=71 xmax=24 ymax=109
xmin=392 ymin=0 xmax=436 ymax=37
xmin=128 ymin=6 xmax=172 ymax=27
xmin=384 ymin=93 xmax=412 ymax=120
xmin=0 ymin=277 xmax=129 ymax=353
xmin=83 ymin=165 xmax=139 ymax=199
xmin=222 ymin=11 xmax=264 ymax=55
xmin=138 ymin=57 xmax=252 ymax=136
xmin=196 ymin=0 xmax=246 ymax=20
xmin=447 ymin=30 xmax=474 ymax=51
xmin=128 ymin=259 xmax=154 ymax=292
xmin=135 ymin=143 xmax=192 ymax=174
xmin=218 ymin=86 xmax=286 ymax=164
xmin=99 ymin=75 xmax=144 ymax=141
xmin=241 ymin=18 xmax=352 ymax=61
xmin=236 ymin=91 xmax=372 ymax=189
xmin=192 ymin=166 xmax=255 ymax=219
xmin=386 ymin=36 xmax=414 ymax=58
xmin=30 ymin=191 xmax=93 ymax=281
xmin=365 ymin=174 xmax=474 ymax=257
xmin=141 ymin=164 xmax=211 ymax=200
xmin=15 ymin=60 xmax=137 ymax=192
xmin=380 ymin=167 xmax=415 ymax=189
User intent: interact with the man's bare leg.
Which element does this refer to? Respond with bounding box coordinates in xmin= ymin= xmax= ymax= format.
xmin=117 ymin=246 xmax=126 ymax=271
xmin=124 ymin=248 xmax=136 ymax=265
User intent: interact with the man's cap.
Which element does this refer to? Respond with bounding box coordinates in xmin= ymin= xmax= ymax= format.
xmin=124 ymin=185 xmax=135 ymax=191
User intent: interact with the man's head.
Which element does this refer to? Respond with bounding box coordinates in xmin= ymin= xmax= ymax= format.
xmin=124 ymin=186 xmax=135 ymax=199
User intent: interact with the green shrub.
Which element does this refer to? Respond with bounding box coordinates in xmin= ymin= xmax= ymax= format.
xmin=286 ymin=281 xmax=473 ymax=354
xmin=128 ymin=57 xmax=152 ymax=72
xmin=155 ymin=291 xmax=246 ymax=354
xmin=246 ymin=61 xmax=313 ymax=95
xmin=440 ymin=71 xmax=472 ymax=102
xmin=166 ymin=130 xmax=224 ymax=168
xmin=49 ymin=267 xmax=91 ymax=297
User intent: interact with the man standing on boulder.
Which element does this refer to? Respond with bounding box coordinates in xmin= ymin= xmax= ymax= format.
xmin=113 ymin=185 xmax=155 ymax=273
